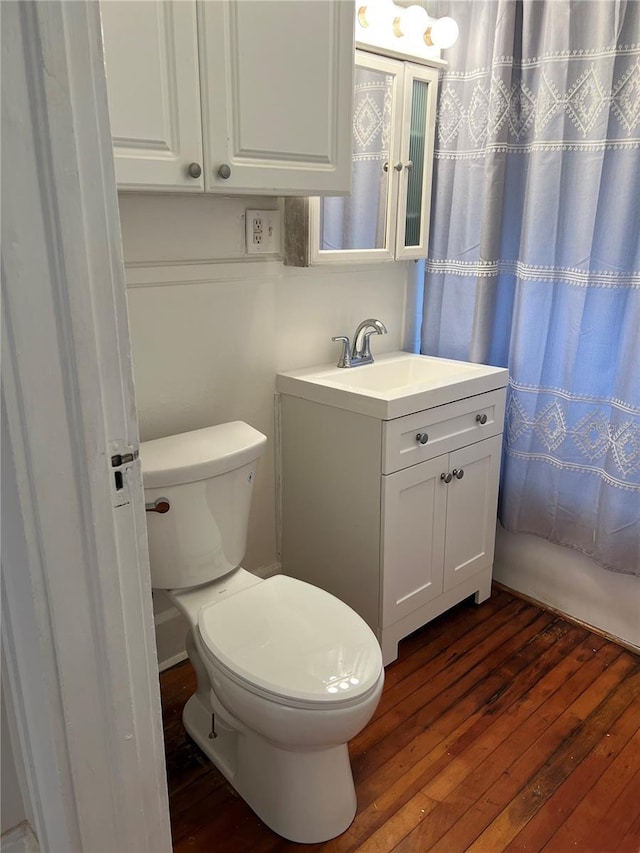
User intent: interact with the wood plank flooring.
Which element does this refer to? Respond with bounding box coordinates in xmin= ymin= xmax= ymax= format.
xmin=160 ymin=587 xmax=640 ymax=852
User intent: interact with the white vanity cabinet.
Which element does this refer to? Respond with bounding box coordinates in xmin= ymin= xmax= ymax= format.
xmin=279 ymin=387 xmax=507 ymax=665
xmin=101 ymin=0 xmax=354 ymax=195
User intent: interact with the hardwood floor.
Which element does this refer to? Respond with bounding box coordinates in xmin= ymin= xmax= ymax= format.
xmin=160 ymin=588 xmax=640 ymax=852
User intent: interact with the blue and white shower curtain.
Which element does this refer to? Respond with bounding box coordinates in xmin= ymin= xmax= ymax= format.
xmin=423 ymin=0 xmax=640 ymax=574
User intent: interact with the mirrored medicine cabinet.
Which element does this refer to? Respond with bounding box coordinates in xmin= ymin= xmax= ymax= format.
xmin=284 ymin=49 xmax=440 ymax=267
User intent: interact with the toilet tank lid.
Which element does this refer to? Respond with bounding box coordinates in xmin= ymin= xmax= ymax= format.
xmin=140 ymin=422 xmax=267 ymax=488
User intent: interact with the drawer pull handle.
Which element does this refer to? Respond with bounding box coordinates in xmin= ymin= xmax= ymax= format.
xmin=146 ymin=498 xmax=170 ymax=514
xmin=440 ymin=472 xmax=452 ymax=484
xmin=452 ymin=468 xmax=464 ymax=480
xmin=416 ymin=432 xmax=429 ymax=445
xmin=476 ymin=413 xmax=488 ymax=425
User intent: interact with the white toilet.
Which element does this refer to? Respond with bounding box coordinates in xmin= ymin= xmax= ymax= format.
xmin=140 ymin=421 xmax=384 ymax=844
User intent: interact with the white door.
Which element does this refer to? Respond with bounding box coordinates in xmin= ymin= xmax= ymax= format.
xmin=101 ymin=0 xmax=204 ymax=191
xmin=2 ymin=2 xmax=171 ymax=850
xmin=381 ymin=456 xmax=447 ymax=627
xmin=443 ymin=435 xmax=503 ymax=592
xmin=198 ymin=0 xmax=354 ymax=195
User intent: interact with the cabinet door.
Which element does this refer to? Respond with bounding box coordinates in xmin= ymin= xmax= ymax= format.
xmin=313 ymin=52 xmax=403 ymax=263
xmin=381 ymin=456 xmax=447 ymax=627
xmin=101 ymin=0 xmax=204 ymax=191
xmin=443 ymin=435 xmax=503 ymax=593
xmin=198 ymin=0 xmax=353 ymax=195
xmin=394 ymin=62 xmax=439 ymax=260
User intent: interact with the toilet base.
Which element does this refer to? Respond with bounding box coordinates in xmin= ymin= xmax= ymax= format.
xmin=183 ymin=692 xmax=358 ymax=844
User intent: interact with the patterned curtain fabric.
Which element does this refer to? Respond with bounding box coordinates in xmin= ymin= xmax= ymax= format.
xmin=423 ymin=0 xmax=640 ymax=574
xmin=321 ymin=68 xmax=393 ymax=249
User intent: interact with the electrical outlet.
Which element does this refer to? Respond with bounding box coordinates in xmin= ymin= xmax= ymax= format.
xmin=245 ymin=209 xmax=280 ymax=254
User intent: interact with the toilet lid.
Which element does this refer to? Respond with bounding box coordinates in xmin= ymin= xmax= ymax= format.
xmin=198 ymin=576 xmax=382 ymax=706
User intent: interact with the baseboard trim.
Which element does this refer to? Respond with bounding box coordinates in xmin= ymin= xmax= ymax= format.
xmin=158 ymin=650 xmax=189 ymax=673
xmin=493 ymin=581 xmax=640 ymax=656
xmin=0 ymin=822 xmax=39 ymax=853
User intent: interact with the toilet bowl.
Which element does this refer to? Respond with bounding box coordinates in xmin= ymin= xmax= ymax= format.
xmin=140 ymin=422 xmax=384 ymax=843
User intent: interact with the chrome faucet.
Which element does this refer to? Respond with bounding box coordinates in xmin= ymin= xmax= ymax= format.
xmin=332 ymin=318 xmax=388 ymax=368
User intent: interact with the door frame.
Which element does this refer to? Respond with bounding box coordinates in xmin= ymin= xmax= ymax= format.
xmin=2 ymin=2 xmax=171 ymax=850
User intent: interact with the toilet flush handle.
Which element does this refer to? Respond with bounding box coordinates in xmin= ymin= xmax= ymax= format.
xmin=145 ymin=498 xmax=170 ymax=514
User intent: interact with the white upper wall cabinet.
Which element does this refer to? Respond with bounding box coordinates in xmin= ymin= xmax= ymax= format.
xmin=198 ymin=1 xmax=354 ymax=195
xmin=101 ymin=0 xmax=204 ymax=191
xmin=101 ymin=0 xmax=354 ymax=196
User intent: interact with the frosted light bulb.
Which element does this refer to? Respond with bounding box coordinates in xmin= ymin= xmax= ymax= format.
xmin=358 ymin=0 xmax=397 ymax=45
xmin=428 ymin=16 xmax=459 ymax=49
xmin=394 ymin=4 xmax=429 ymax=50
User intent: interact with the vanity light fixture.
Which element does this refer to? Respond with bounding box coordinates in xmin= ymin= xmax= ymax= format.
xmin=356 ymin=0 xmax=459 ymax=58
xmin=424 ymin=15 xmax=459 ymax=49
xmin=357 ymin=0 xmax=398 ymax=49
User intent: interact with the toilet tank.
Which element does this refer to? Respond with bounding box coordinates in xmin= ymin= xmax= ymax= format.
xmin=140 ymin=422 xmax=267 ymax=590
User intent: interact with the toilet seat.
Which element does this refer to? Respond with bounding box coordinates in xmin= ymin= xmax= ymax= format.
xmin=198 ymin=576 xmax=382 ymax=709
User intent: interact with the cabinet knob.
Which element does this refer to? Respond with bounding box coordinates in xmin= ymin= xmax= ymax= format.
xmin=405 ymin=160 xmax=414 ymax=170
xmin=187 ymin=162 xmax=202 ymax=179
xmin=452 ymin=468 xmax=464 ymax=479
xmin=383 ymin=161 xmax=404 ymax=173
xmin=440 ymin=472 xmax=452 ymax=484
xmin=476 ymin=413 xmax=488 ymax=425
xmin=217 ymin=163 xmax=231 ymax=179
xmin=416 ymin=432 xmax=429 ymax=445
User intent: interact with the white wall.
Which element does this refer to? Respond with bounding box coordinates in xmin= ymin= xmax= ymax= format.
xmin=494 ymin=526 xmax=640 ymax=651
xmin=119 ymin=193 xmax=417 ymax=666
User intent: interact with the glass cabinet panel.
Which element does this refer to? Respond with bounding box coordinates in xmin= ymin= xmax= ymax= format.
xmin=404 ymin=79 xmax=428 ymax=247
xmin=318 ymin=55 xmax=401 ymax=257
xmin=394 ymin=62 xmax=438 ymax=261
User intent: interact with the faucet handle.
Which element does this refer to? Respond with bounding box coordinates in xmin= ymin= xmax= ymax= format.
xmin=331 ymin=335 xmax=352 ymax=368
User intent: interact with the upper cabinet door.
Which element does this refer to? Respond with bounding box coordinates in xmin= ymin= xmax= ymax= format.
xmin=395 ymin=63 xmax=439 ymax=260
xmin=313 ymin=52 xmax=403 ymax=263
xmin=198 ymin=0 xmax=354 ymax=196
xmin=101 ymin=0 xmax=204 ymax=191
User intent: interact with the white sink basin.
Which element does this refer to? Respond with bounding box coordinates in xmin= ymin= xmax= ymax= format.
xmin=277 ymin=352 xmax=509 ymax=419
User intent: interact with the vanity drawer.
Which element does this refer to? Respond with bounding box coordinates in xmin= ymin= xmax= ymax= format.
xmin=382 ymin=389 xmax=506 ymax=474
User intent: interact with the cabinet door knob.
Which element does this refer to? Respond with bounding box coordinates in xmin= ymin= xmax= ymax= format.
xmin=452 ymin=468 xmax=464 ymax=479
xmin=440 ymin=472 xmax=452 ymax=484
xmin=405 ymin=160 xmax=414 ymax=170
xmin=217 ymin=163 xmax=231 ymax=179
xmin=476 ymin=413 xmax=488 ymax=424
xmin=383 ymin=161 xmax=404 ymax=173
xmin=187 ymin=162 xmax=202 ymax=179
xmin=416 ymin=432 xmax=429 ymax=445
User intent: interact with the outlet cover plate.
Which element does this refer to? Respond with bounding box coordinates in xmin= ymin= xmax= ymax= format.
xmin=245 ymin=209 xmax=280 ymax=254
